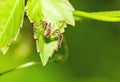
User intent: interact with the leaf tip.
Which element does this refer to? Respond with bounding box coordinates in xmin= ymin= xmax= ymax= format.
xmin=39 ymin=53 xmax=49 ymax=66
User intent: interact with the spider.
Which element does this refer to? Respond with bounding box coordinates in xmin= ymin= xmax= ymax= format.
xmin=42 ymin=22 xmax=63 ymax=47
xmin=34 ymin=21 xmax=63 ymax=48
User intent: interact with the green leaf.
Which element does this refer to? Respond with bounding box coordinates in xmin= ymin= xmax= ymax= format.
xmin=26 ymin=0 xmax=74 ymax=66
xmin=0 ymin=0 xmax=24 ymax=54
xmin=73 ymin=10 xmax=120 ymax=22
xmin=26 ymin=0 xmax=75 ymax=25
xmin=37 ymin=35 xmax=58 ymax=66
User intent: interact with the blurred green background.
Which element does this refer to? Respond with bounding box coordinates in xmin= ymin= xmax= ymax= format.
xmin=0 ymin=0 xmax=120 ymax=82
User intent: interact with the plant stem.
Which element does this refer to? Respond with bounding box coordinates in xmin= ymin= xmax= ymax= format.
xmin=0 ymin=61 xmax=40 ymax=77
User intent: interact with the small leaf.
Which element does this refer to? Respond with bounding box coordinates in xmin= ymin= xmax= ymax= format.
xmin=0 ymin=0 xmax=24 ymax=54
xmin=73 ymin=10 xmax=120 ymax=22
xmin=26 ymin=0 xmax=75 ymax=66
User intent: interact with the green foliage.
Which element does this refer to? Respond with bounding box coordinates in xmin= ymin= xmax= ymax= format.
xmin=26 ymin=0 xmax=75 ymax=66
xmin=26 ymin=0 xmax=75 ymax=25
xmin=0 ymin=0 xmax=120 ymax=66
xmin=0 ymin=0 xmax=24 ymax=54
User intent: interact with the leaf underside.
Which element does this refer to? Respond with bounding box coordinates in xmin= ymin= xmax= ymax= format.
xmin=26 ymin=0 xmax=75 ymax=66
